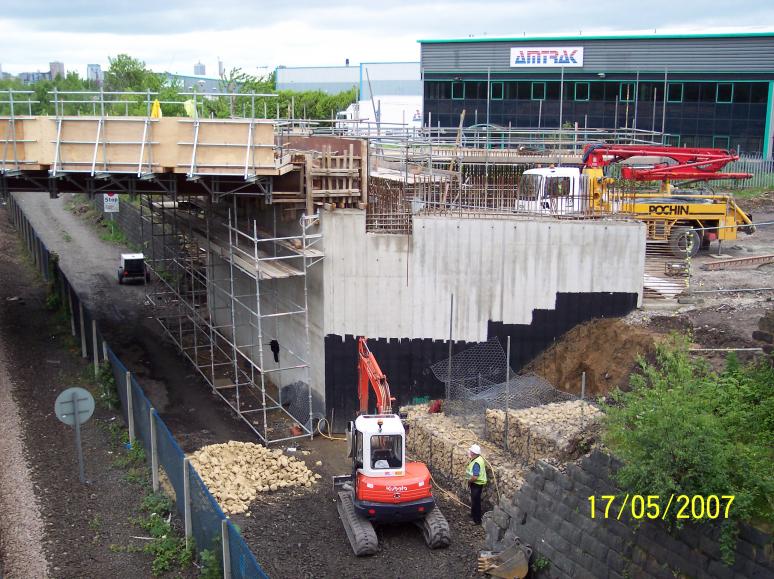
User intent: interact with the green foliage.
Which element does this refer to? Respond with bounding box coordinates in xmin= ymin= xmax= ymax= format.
xmin=141 ymin=492 xmax=174 ymax=517
xmin=531 ymin=555 xmax=551 ymax=573
xmin=96 ymin=361 xmax=120 ymax=410
xmin=98 ymin=220 xmax=129 ymax=245
xmin=105 ymin=54 xmax=162 ymax=93
xmin=603 ymin=335 xmax=774 ymax=564
xmin=199 ymin=543 xmax=223 ymax=579
xmin=131 ymin=512 xmax=194 ymax=576
xmin=3 ymin=57 xmax=357 ymax=121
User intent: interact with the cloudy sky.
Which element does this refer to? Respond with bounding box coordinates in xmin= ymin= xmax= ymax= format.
xmin=2 ymin=0 xmax=773 ymax=77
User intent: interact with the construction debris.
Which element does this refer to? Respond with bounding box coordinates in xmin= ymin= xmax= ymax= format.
xmin=189 ymin=441 xmax=320 ymax=514
xmin=486 ymin=401 xmax=603 ymax=464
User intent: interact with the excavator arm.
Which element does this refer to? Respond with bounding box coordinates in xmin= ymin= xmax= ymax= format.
xmin=357 ymin=337 xmax=394 ymax=414
xmin=582 ymin=144 xmax=752 ymax=181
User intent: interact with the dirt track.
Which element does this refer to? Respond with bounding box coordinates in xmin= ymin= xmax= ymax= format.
xmin=9 ymin=192 xmax=488 ymax=577
xmin=0 ymin=202 xmax=163 ymax=578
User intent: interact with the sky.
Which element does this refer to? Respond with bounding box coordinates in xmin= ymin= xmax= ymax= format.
xmin=1 ymin=0 xmax=774 ymax=77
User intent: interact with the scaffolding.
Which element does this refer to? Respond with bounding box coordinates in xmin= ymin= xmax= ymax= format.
xmin=141 ymin=186 xmax=322 ymax=444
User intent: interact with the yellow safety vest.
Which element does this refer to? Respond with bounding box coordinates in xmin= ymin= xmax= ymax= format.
xmin=466 ymin=456 xmax=487 ymax=485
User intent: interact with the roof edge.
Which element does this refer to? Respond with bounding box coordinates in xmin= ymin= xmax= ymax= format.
xmin=418 ymin=31 xmax=774 ymax=44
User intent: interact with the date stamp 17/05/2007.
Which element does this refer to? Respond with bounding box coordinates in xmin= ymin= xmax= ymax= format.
xmin=587 ymin=495 xmax=735 ymax=521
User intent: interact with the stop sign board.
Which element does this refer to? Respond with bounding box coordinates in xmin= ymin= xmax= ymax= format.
xmin=103 ymin=192 xmax=120 ymax=213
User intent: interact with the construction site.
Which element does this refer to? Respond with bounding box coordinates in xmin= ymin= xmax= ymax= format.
xmin=0 ymin=87 xmax=773 ymax=579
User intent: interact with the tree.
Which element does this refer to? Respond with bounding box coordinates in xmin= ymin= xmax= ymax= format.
xmin=604 ymin=336 xmax=774 ymax=564
xmin=104 ymin=54 xmax=161 ymax=93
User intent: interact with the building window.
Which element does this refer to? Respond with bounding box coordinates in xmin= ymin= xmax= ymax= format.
xmin=667 ymin=83 xmax=683 ymax=103
xmin=531 ymin=82 xmax=546 ymax=100
xmin=574 ymin=82 xmax=590 ymax=101
xmin=451 ymin=81 xmax=464 ymax=100
xmin=491 ymin=82 xmax=504 ymax=100
xmin=465 ymin=81 xmax=487 ymax=99
xmin=716 ymin=83 xmax=733 ymax=103
xmin=713 ymin=135 xmax=730 ymax=149
xmin=620 ymin=82 xmax=635 ymax=102
xmin=664 ymin=134 xmax=681 ymax=147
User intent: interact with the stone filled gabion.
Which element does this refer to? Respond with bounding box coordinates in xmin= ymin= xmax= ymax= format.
xmin=485 ymin=400 xmax=603 ymax=463
xmin=401 ymin=405 xmax=524 ymax=501
xmin=188 ymin=441 xmax=320 ymax=514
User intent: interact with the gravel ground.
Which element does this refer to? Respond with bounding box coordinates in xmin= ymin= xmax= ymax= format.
xmin=0 ymin=334 xmax=49 ymax=579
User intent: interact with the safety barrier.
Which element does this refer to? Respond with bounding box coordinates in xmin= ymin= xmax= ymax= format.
xmin=5 ymin=194 xmax=267 ymax=579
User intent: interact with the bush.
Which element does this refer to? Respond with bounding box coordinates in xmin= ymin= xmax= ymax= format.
xmin=603 ymin=335 xmax=774 ymax=564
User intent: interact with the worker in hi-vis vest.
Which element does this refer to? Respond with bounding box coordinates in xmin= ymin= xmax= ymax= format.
xmin=466 ymin=443 xmax=487 ymax=525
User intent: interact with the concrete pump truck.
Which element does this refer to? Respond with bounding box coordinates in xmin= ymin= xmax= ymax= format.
xmin=518 ymin=144 xmax=755 ymax=257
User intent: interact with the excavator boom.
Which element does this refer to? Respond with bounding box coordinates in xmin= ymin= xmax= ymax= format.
xmin=357 ymin=337 xmax=394 ymax=414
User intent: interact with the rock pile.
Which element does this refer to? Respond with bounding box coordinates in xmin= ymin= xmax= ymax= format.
xmin=485 ymin=400 xmax=603 ymax=463
xmin=189 ymin=441 xmax=320 ymax=514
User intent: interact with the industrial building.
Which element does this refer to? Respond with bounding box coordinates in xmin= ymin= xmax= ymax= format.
xmin=420 ymin=32 xmax=774 ymax=156
xmin=276 ymin=61 xmax=421 ymax=100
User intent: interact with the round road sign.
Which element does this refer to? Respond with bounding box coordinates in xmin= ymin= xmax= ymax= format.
xmin=54 ymin=387 xmax=95 ymax=426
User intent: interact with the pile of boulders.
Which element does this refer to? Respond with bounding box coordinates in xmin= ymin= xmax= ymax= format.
xmin=189 ymin=441 xmax=320 ymax=514
xmin=485 ymin=400 xmax=603 ymax=463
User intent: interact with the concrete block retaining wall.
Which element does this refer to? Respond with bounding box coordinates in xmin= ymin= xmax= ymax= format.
xmin=484 ymin=450 xmax=773 ymax=578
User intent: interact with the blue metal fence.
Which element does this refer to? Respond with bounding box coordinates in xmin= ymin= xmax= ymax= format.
xmin=5 ymin=194 xmax=268 ymax=578
xmin=227 ymin=519 xmax=268 ymax=579
xmin=153 ymin=409 xmax=186 ymax=514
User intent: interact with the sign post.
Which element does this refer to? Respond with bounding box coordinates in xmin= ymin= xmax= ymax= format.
xmin=55 ymin=387 xmax=95 ymax=483
xmin=103 ymin=192 xmax=119 ymax=237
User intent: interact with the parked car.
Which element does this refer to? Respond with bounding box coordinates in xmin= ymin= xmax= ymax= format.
xmin=117 ymin=253 xmax=150 ymax=284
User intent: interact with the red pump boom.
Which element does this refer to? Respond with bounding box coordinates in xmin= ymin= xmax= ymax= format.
xmin=582 ymin=144 xmax=753 ymax=181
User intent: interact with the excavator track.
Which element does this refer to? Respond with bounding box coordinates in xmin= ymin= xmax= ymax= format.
xmin=417 ymin=504 xmax=451 ymax=549
xmin=336 ymin=490 xmax=379 ymax=556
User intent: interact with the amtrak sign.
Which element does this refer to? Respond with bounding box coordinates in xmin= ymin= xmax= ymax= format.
xmin=510 ymin=46 xmax=584 ymax=68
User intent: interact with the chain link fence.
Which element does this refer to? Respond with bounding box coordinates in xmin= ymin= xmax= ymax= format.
xmin=7 ymin=194 xmax=267 ymax=578
xmin=430 ymin=337 xmax=576 ymax=434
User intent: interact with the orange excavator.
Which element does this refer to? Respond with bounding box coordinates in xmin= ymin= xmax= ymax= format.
xmin=333 ymin=337 xmax=451 ymax=556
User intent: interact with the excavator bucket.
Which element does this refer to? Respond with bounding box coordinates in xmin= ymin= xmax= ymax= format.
xmin=477 ymin=539 xmax=533 ymax=579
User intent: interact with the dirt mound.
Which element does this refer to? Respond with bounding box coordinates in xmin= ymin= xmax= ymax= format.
xmin=523 ymin=318 xmax=657 ymax=396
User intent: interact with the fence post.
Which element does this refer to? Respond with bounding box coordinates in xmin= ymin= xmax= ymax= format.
xmin=68 ymin=287 xmax=76 ymax=337
xmin=126 ymin=371 xmax=135 ymax=445
xmin=183 ymin=458 xmax=192 ymax=548
xmin=504 ymin=336 xmax=511 ymax=452
xmin=92 ymin=320 xmax=99 ymax=379
xmin=222 ymin=519 xmax=232 ymax=579
xmin=79 ymin=302 xmax=87 ymax=358
xmin=102 ymin=339 xmax=108 ymax=362
xmin=149 ymin=407 xmax=159 ymax=492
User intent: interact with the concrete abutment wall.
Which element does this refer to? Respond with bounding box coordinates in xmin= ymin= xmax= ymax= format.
xmin=322 ymin=210 xmax=644 ymax=427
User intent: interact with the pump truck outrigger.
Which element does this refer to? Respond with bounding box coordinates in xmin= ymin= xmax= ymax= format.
xmin=518 ymin=144 xmax=755 ymax=257
xmin=333 ymin=337 xmax=451 ymax=556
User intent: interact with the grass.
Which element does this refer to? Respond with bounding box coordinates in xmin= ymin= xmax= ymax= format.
xmin=727 ymin=186 xmax=774 ymax=199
